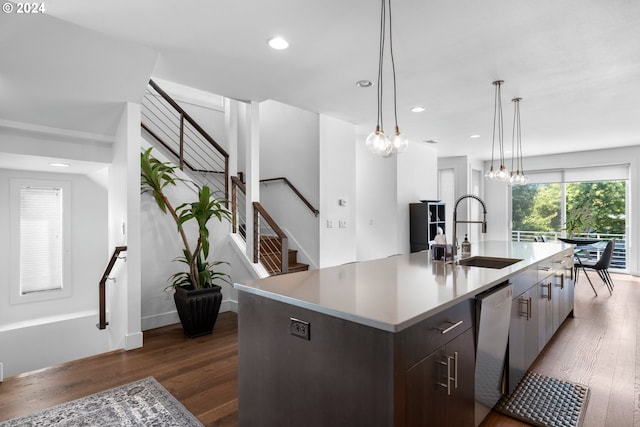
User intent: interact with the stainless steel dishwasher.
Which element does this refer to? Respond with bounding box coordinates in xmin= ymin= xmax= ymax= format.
xmin=474 ymin=282 xmax=513 ymax=427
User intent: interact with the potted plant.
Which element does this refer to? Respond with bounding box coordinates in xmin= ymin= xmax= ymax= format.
xmin=141 ymin=148 xmax=231 ymax=337
xmin=563 ymin=205 xmax=593 ymax=238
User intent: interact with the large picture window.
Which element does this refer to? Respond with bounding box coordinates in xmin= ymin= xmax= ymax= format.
xmin=511 ymin=165 xmax=629 ymax=271
xmin=10 ymin=179 xmax=71 ymax=303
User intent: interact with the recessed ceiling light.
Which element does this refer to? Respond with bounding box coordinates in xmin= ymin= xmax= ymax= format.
xmin=470 ymin=134 xmax=481 ymax=139
xmin=268 ymin=37 xmax=289 ymax=50
xmin=49 ymin=162 xmax=70 ymax=167
xmin=410 ymin=106 xmax=425 ymax=113
xmin=356 ymin=80 xmax=372 ymax=88
xmin=424 ymin=139 xmax=438 ymax=144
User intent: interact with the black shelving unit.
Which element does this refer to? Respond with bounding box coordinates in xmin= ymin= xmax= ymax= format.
xmin=409 ymin=201 xmax=446 ymax=253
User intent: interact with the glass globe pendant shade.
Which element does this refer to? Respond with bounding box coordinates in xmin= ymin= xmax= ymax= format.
xmin=367 ymin=127 xmax=392 ymax=156
xmin=495 ymin=166 xmax=510 ymax=182
xmin=391 ymin=127 xmax=409 ymax=154
xmin=484 ymin=166 xmax=496 ymax=180
xmin=366 ymin=127 xmax=386 ymax=154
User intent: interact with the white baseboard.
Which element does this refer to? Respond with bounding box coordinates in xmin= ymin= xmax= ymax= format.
xmin=222 ymin=299 xmax=238 ymax=313
xmin=125 ymin=332 xmax=143 ymax=350
xmin=141 ymin=299 xmax=238 ymax=332
xmin=141 ymin=311 xmax=180 ymax=331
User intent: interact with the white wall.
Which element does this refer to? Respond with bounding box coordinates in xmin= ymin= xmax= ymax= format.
xmin=439 ymin=155 xmax=491 ymax=245
xmin=355 ymin=135 xmax=439 ymax=260
xmin=319 ymin=115 xmax=357 ymax=267
xmin=0 ymin=168 xmax=109 ymax=377
xmin=484 ymin=145 xmax=640 ymax=274
xmin=110 ymin=103 xmax=143 ymax=350
xmin=397 ymin=142 xmax=439 ymax=254
xmin=355 ymin=128 xmax=398 ymax=261
xmin=259 ymin=100 xmax=320 ymax=267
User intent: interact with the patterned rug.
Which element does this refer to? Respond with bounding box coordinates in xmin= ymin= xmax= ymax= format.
xmin=0 ymin=377 xmax=203 ymax=426
xmin=495 ymin=371 xmax=590 ymax=427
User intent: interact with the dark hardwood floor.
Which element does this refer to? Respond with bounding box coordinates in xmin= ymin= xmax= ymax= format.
xmin=1 ymin=273 xmax=639 ymax=426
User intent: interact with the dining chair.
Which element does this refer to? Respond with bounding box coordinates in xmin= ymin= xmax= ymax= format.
xmin=577 ymin=239 xmax=615 ymax=294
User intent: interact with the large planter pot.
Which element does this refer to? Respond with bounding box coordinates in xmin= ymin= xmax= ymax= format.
xmin=173 ymin=285 xmax=222 ymax=338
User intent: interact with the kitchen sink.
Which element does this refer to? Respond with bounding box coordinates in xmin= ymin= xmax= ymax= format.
xmin=457 ymin=256 xmax=522 ymax=269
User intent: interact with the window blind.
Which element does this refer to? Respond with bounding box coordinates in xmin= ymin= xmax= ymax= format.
xmin=525 ymin=164 xmax=630 ymax=184
xmin=20 ymin=186 xmax=64 ymax=294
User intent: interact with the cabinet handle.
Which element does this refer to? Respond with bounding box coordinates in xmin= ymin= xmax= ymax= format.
xmin=453 ymin=351 xmax=459 ymax=390
xmin=527 ymin=297 xmax=532 ymax=320
xmin=519 ymin=298 xmax=529 ymax=319
xmin=546 ymin=282 xmax=552 ymax=301
xmin=437 ymin=359 xmax=451 ymax=395
xmin=437 ymin=320 xmax=464 ymax=334
xmin=438 ymin=352 xmax=459 ymax=396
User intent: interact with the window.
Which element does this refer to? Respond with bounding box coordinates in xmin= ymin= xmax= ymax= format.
xmin=511 ymin=165 xmax=629 ymax=271
xmin=10 ymin=179 xmax=71 ymax=303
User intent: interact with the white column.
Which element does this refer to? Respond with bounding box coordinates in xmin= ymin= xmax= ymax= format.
xmin=245 ymin=101 xmax=260 ymax=262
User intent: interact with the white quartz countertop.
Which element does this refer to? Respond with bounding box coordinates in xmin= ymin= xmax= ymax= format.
xmin=234 ymin=240 xmax=572 ymax=332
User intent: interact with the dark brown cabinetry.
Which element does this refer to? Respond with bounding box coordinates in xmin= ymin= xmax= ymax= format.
xmin=508 ymin=285 xmax=539 ymax=393
xmin=238 ymin=292 xmax=476 ymax=427
xmin=405 ymin=329 xmax=475 ymax=427
xmin=410 ymin=201 xmax=446 ymax=253
xmin=403 ymin=300 xmax=475 ymax=427
xmin=508 ymin=248 xmax=574 ymax=394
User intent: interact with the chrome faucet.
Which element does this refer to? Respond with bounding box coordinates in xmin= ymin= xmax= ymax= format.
xmin=452 ymin=194 xmax=487 ymax=259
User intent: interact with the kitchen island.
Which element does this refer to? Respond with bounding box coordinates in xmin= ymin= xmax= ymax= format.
xmin=234 ymin=241 xmax=575 ymax=427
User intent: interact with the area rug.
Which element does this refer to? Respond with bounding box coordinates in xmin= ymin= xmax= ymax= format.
xmin=495 ymin=371 xmax=590 ymax=427
xmin=0 ymin=376 xmax=203 ymax=426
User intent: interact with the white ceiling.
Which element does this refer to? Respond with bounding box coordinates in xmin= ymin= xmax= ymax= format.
xmin=2 ymin=0 xmax=640 ymax=159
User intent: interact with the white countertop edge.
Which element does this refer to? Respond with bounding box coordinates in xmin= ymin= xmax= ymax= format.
xmin=234 ymin=242 xmax=573 ymax=333
xmin=234 ymin=282 xmax=399 ymax=332
xmin=235 ymin=274 xmax=511 ymax=333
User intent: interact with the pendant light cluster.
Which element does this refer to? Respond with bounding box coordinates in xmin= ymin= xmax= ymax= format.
xmin=484 ymin=80 xmax=528 ymax=185
xmin=365 ymin=0 xmax=408 ymax=157
xmin=509 ymin=97 xmax=528 ymax=185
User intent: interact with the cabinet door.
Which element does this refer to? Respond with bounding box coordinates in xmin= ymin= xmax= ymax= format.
xmin=508 ymin=295 xmax=527 ymax=394
xmin=446 ymin=328 xmax=475 ymax=427
xmin=523 ymin=287 xmax=539 ymax=369
xmin=405 ymin=348 xmax=447 ymax=427
xmin=538 ymin=279 xmax=553 ymax=350
xmin=405 ymin=328 xmax=475 ymax=427
xmin=508 ymin=288 xmax=538 ymax=394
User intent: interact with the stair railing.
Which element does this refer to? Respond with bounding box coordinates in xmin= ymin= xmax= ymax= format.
xmin=141 ymin=79 xmax=229 ymax=200
xmin=98 ymin=246 xmax=127 ymax=330
xmin=260 ymin=177 xmax=319 ymax=217
xmin=231 ymin=176 xmax=247 ymax=238
xmin=231 ymin=176 xmax=289 ymax=275
xmin=254 ymin=202 xmax=289 ymax=274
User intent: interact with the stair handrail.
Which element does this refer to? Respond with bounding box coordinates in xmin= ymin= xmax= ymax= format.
xmin=148 ymin=80 xmax=229 ymax=160
xmin=143 ymin=79 xmax=230 ymax=200
xmin=98 ymin=246 xmax=127 ymax=330
xmin=260 ymin=177 xmax=319 ymax=217
xmin=253 ymin=202 xmax=288 ymax=274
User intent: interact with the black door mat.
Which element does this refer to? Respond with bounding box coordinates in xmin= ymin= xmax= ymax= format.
xmin=495 ymin=371 xmax=590 ymax=427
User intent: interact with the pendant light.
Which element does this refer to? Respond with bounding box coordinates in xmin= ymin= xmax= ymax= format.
xmin=365 ymin=0 xmax=408 ymax=157
xmin=509 ymin=97 xmax=528 ymax=185
xmin=485 ymin=80 xmax=509 ymax=181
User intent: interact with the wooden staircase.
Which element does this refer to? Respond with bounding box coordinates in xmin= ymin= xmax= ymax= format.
xmin=260 ymin=235 xmax=309 ymax=275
